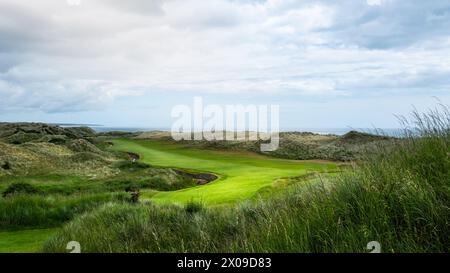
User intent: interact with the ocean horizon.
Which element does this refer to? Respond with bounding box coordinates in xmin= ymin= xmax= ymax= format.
xmin=89 ymin=126 xmax=403 ymax=137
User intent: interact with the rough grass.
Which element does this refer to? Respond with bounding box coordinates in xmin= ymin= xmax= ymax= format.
xmin=44 ymin=107 xmax=450 ymax=253
xmin=0 ymin=141 xmax=117 ymax=178
xmin=0 ymin=135 xmax=197 ymax=196
xmin=0 ymin=192 xmax=129 ymax=230
xmin=137 ymin=131 xmax=391 ymax=161
xmin=0 ymin=165 xmax=196 ymax=196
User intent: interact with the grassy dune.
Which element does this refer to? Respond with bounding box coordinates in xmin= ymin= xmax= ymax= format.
xmin=109 ymin=139 xmax=339 ymax=204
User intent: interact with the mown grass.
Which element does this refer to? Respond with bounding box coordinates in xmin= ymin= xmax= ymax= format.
xmin=109 ymin=139 xmax=338 ymax=204
xmin=44 ymin=107 xmax=450 ymax=253
xmin=0 ymin=228 xmax=58 ymax=253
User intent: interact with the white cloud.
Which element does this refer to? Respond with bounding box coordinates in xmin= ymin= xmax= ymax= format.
xmin=0 ymin=0 xmax=449 ymax=116
xmin=366 ymin=0 xmax=383 ymax=6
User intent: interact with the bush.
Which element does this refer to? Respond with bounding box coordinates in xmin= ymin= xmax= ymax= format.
xmin=1 ymin=161 xmax=11 ymax=170
xmin=129 ymin=190 xmax=140 ymax=204
xmin=2 ymin=182 xmax=40 ymax=197
xmin=106 ymin=176 xmax=166 ymax=192
xmin=185 ymin=200 xmax=204 ymax=214
xmin=115 ymin=160 xmax=150 ymax=171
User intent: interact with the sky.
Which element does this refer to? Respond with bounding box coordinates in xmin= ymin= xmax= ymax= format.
xmin=0 ymin=0 xmax=450 ymax=129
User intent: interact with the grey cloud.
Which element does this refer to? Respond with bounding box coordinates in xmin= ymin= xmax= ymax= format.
xmin=101 ymin=0 xmax=165 ymax=15
xmin=323 ymin=0 xmax=450 ymax=49
xmin=164 ymin=0 xmax=244 ymax=29
xmin=0 ymin=2 xmax=54 ymax=53
xmin=0 ymin=78 xmax=118 ymax=113
xmin=257 ymin=0 xmax=450 ymax=49
xmin=0 ymin=0 xmax=449 ymax=115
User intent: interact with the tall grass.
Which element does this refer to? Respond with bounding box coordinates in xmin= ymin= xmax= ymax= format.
xmin=0 ymin=192 xmax=129 ymax=230
xmin=44 ymin=107 xmax=449 ymax=253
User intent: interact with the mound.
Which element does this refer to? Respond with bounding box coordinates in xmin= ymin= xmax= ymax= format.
xmin=0 ymin=123 xmax=96 ymax=144
xmin=339 ymin=131 xmax=391 ymax=144
xmin=68 ymin=139 xmax=102 ymax=153
xmin=97 ymin=131 xmax=140 ymax=138
xmin=142 ymin=130 xmax=391 ymax=161
xmin=135 ymin=131 xmax=171 ymax=139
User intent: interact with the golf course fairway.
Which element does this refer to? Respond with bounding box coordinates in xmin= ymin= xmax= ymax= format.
xmin=110 ymin=139 xmax=338 ymax=205
xmin=0 ymin=228 xmax=58 ymax=253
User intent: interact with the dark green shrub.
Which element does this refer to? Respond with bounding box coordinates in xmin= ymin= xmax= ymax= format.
xmin=185 ymin=200 xmax=204 ymax=214
xmin=129 ymin=190 xmax=140 ymax=204
xmin=1 ymin=161 xmax=11 ymax=170
xmin=115 ymin=160 xmax=150 ymax=170
xmin=2 ymin=182 xmax=40 ymax=197
xmin=124 ymin=183 xmax=140 ymax=192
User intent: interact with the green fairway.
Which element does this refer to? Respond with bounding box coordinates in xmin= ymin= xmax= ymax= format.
xmin=0 ymin=228 xmax=58 ymax=253
xmin=110 ymin=139 xmax=338 ymax=205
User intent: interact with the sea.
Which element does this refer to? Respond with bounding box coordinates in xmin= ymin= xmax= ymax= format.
xmin=87 ymin=126 xmax=403 ymax=137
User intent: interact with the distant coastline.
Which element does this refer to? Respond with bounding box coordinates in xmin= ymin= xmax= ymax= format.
xmin=90 ymin=126 xmax=403 ymax=137
xmin=0 ymin=122 xmax=404 ymax=136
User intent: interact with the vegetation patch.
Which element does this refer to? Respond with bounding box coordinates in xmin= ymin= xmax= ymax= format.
xmin=109 ymin=139 xmax=337 ymax=204
xmin=0 ymin=228 xmax=58 ymax=253
xmin=0 ymin=192 xmax=129 ymax=230
xmin=43 ymin=108 xmax=449 ymax=253
xmin=2 ymin=182 xmax=40 ymax=197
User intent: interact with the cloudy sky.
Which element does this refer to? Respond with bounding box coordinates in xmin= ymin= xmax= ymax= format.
xmin=1 ymin=0 xmax=450 ymax=129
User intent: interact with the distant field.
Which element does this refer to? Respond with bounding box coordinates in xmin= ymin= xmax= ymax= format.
xmin=110 ymin=139 xmax=339 ymax=205
xmin=0 ymin=228 xmax=58 ymax=253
